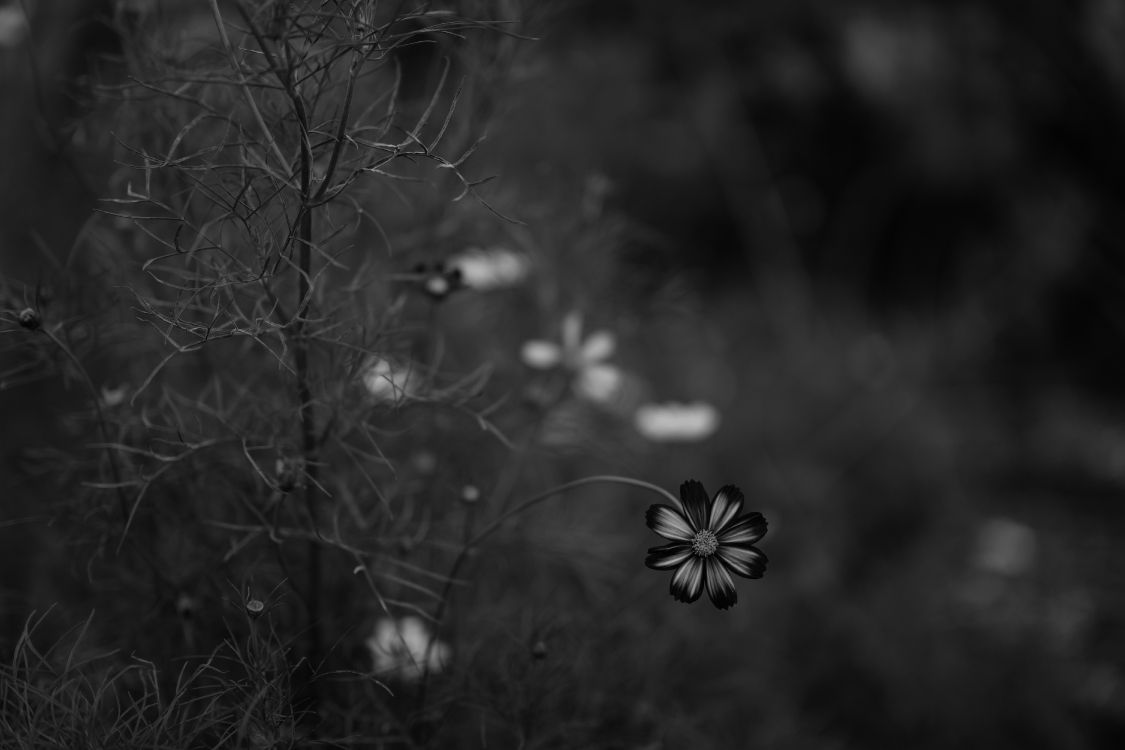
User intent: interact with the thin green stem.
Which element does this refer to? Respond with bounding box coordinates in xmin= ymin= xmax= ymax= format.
xmin=466 ymin=475 xmax=679 ymax=550
xmin=293 ymin=80 xmax=323 ymax=714
xmin=40 ymin=327 xmax=129 ymax=523
xmin=40 ymin=326 xmax=169 ymax=599
xmin=209 ymin=0 xmax=290 ymax=174
xmin=413 ymin=475 xmax=679 ymax=737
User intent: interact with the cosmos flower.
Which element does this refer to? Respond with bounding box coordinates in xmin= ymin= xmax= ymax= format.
xmin=361 ymin=356 xmax=416 ymax=405
xmin=412 ymin=260 xmax=463 ymax=301
xmin=645 ymin=480 xmax=768 ymax=610
xmin=446 ymin=246 xmax=531 ymax=291
xmin=366 ymin=616 xmax=450 ymax=682
xmin=633 ymin=401 xmax=720 ymax=442
xmin=521 ymin=311 xmax=624 ymax=404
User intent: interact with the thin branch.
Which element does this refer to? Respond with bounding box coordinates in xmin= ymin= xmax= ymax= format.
xmin=208 ymin=0 xmax=291 ymax=176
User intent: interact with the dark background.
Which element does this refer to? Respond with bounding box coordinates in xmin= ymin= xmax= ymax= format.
xmin=2 ymin=0 xmax=1125 ymax=747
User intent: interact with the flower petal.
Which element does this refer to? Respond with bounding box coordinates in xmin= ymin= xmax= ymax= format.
xmin=561 ymin=311 xmax=583 ymax=352
xmin=448 ymin=247 xmax=530 ymax=290
xmin=644 ymin=542 xmax=693 ymax=570
xmin=705 ymin=557 xmax=738 ymax=610
xmin=645 ymin=504 xmax=694 ymax=541
xmin=669 ymin=556 xmax=704 ymax=603
xmin=708 ymin=485 xmax=744 ymax=532
xmin=678 ymin=480 xmax=710 ymax=532
xmin=362 ymin=357 xmax=415 ymax=404
xmin=717 ymin=511 xmax=767 ymax=545
xmin=717 ymin=544 xmax=768 ymax=579
xmin=633 ymin=401 xmax=720 ymax=442
xmin=580 ymin=330 xmax=616 ymax=363
xmin=521 ymin=340 xmax=562 ymax=369
xmin=574 ymin=363 xmax=623 ymax=404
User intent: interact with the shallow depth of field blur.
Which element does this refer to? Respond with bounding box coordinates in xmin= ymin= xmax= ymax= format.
xmin=2 ymin=1 xmax=1125 ymax=748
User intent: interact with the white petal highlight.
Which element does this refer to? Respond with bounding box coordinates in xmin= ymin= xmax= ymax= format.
xmin=633 ymin=401 xmax=720 ymax=442
xmin=645 ymin=544 xmax=694 ymax=570
xmin=708 ymin=486 xmax=744 ymax=532
xmin=520 ymin=340 xmax=562 ymax=369
xmin=704 ymin=556 xmax=738 ymax=609
xmin=717 ymin=512 xmax=767 ymax=545
xmin=646 ymin=504 xmax=695 ymax=541
xmin=574 ymin=363 xmax=624 ymax=404
xmin=561 ymin=311 xmax=584 ymax=352
xmin=579 ymin=330 xmax=616 ymax=363
xmin=717 ymin=544 xmax=767 ymax=579
xmin=447 ymin=246 xmax=531 ymax=291
xmin=365 ymin=616 xmax=450 ymax=682
xmin=669 ymin=556 xmax=705 ymax=603
xmin=361 ymin=357 xmax=416 ymax=404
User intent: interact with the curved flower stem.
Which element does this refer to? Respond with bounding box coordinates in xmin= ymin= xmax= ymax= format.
xmin=466 ymin=475 xmax=680 ymax=550
xmin=412 ymin=475 xmax=680 ymax=735
xmin=39 ymin=327 xmax=129 ymax=524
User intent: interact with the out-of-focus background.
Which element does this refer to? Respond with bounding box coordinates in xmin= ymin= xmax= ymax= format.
xmin=3 ymin=0 xmax=1125 ymax=747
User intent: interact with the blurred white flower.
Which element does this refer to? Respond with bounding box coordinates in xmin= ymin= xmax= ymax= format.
xmin=446 ymin=246 xmax=531 ymax=291
xmin=366 ymin=616 xmax=450 ymax=682
xmin=412 ymin=260 xmax=462 ymax=301
xmin=633 ymin=401 xmax=721 ymax=442
xmin=973 ymin=517 xmax=1036 ymax=577
xmin=581 ymin=172 xmax=614 ymax=221
xmin=361 ymin=357 xmax=416 ymax=404
xmin=842 ymin=13 xmax=946 ymax=106
xmin=575 ymin=361 xmax=624 ymax=404
xmin=0 ymin=6 xmax=28 ymax=49
xmin=100 ymin=384 xmax=129 ymax=408
xmin=521 ymin=311 xmax=624 ymax=404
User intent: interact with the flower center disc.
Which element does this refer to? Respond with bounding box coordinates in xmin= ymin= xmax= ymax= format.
xmin=690 ymin=529 xmax=719 ymax=557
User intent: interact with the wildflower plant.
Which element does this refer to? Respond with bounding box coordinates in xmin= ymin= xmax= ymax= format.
xmin=1 ymin=2 xmax=771 ymax=746
xmin=521 ymin=310 xmax=624 ymax=405
xmin=634 ymin=400 xmax=721 ymax=442
xmin=4 ymin=0 xmax=1115 ymax=746
xmin=447 ymin=245 xmax=530 ymax=290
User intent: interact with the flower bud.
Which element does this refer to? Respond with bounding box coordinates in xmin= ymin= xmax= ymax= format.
xmin=16 ymin=307 xmax=40 ymax=330
xmin=413 ymin=261 xmax=463 ymax=301
xmin=274 ymin=456 xmax=303 ymax=493
xmin=176 ymin=592 xmax=196 ymax=620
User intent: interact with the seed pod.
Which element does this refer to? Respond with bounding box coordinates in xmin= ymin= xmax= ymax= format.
xmin=246 ymin=599 xmax=265 ymax=618
xmin=274 ymin=456 xmax=302 ymax=493
xmin=16 ymin=307 xmax=40 ymax=330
